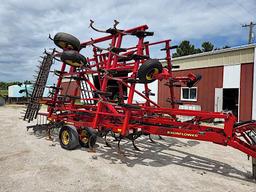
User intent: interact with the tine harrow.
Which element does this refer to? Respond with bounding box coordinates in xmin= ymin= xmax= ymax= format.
xmin=23 ymin=50 xmax=54 ymax=122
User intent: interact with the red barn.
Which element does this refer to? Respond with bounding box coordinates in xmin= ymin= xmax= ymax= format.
xmin=158 ymin=44 xmax=256 ymax=121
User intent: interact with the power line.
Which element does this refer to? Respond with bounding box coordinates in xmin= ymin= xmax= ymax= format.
xmin=206 ymin=0 xmax=244 ymax=25
xmin=233 ymin=0 xmax=255 ymax=16
xmin=242 ymin=21 xmax=256 ymax=44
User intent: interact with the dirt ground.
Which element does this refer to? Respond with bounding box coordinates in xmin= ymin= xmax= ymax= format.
xmin=0 ymin=105 xmax=255 ymax=192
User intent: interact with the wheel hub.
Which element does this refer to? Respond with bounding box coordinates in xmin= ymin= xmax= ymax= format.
xmin=146 ymin=68 xmax=159 ymax=80
xmin=61 ymin=130 xmax=70 ymax=145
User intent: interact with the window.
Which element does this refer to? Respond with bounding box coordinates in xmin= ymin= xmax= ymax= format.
xmin=181 ymin=87 xmax=197 ymax=101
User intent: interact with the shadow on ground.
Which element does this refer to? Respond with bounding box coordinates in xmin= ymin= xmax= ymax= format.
xmin=29 ymin=130 xmax=254 ymax=183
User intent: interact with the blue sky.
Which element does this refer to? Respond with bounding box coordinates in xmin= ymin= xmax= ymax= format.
xmin=0 ymin=0 xmax=255 ymax=82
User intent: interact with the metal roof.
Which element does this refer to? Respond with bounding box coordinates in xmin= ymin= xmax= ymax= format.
xmin=172 ymin=44 xmax=256 ymax=61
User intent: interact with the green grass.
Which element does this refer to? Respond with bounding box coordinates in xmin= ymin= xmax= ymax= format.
xmin=0 ymin=90 xmax=8 ymax=97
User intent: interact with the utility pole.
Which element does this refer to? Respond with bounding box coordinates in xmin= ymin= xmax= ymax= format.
xmin=242 ymin=21 xmax=256 ymax=44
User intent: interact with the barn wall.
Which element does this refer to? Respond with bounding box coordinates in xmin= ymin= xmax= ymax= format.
xmin=240 ymin=63 xmax=253 ymax=121
xmin=60 ymin=81 xmax=81 ymax=97
xmin=252 ymin=48 xmax=256 ymax=120
xmin=162 ymin=46 xmax=255 ymax=70
xmin=158 ymin=66 xmax=223 ymax=112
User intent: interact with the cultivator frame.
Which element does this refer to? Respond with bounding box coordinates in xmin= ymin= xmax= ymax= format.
xmin=24 ymin=21 xmax=256 ymax=178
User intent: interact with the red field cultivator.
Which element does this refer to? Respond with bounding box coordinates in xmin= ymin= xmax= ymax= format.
xmin=24 ymin=21 xmax=256 ymax=178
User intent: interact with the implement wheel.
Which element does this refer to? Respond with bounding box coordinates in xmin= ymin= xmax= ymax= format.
xmin=138 ymin=59 xmax=163 ymax=83
xmin=54 ymin=32 xmax=80 ymax=51
xmin=61 ymin=50 xmax=87 ymax=67
xmin=59 ymin=125 xmax=79 ymax=150
xmin=79 ymin=127 xmax=97 ymax=148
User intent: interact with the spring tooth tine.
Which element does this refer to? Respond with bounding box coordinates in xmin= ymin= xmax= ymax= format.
xmin=149 ymin=134 xmax=156 ymax=143
xmin=132 ymin=140 xmax=141 ymax=151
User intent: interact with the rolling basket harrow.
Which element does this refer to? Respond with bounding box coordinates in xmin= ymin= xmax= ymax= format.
xmin=24 ymin=20 xmax=256 ymax=178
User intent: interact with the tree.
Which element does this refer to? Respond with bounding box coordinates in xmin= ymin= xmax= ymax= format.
xmin=0 ymin=81 xmax=23 ymax=90
xmin=222 ymin=45 xmax=230 ymax=49
xmin=172 ymin=40 xmax=229 ymax=58
xmin=201 ymin=41 xmax=214 ymax=52
xmin=195 ymin=48 xmax=202 ymax=54
xmin=172 ymin=40 xmax=198 ymax=58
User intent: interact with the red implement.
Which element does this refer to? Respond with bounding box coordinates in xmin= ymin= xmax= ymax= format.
xmin=24 ymin=21 xmax=256 ymax=179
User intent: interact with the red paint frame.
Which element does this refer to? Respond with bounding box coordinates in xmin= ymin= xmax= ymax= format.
xmin=40 ymin=24 xmax=256 ymax=159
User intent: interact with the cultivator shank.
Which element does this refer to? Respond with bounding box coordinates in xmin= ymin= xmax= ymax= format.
xmin=24 ymin=21 xmax=256 ymax=179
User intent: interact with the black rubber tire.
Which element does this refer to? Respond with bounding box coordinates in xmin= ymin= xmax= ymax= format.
xmin=60 ymin=50 xmax=87 ymax=67
xmin=79 ymin=127 xmax=97 ymax=148
xmin=59 ymin=125 xmax=79 ymax=150
xmin=54 ymin=32 xmax=80 ymax=51
xmin=138 ymin=59 xmax=163 ymax=83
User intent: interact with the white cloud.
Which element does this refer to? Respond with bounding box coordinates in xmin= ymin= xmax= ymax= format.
xmin=0 ymin=0 xmax=255 ymax=81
